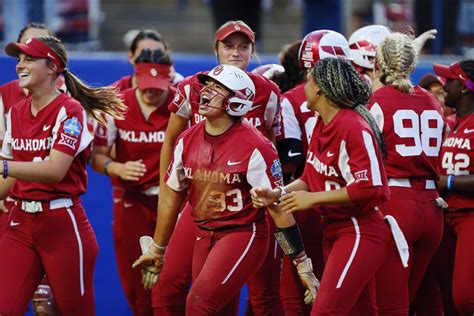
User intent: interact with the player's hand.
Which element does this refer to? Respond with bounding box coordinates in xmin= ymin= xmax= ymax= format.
xmin=132 ymin=236 xmax=166 ymax=290
xmin=294 ymin=256 xmax=320 ymax=304
xmin=132 ymin=253 xmax=163 ymax=290
xmin=250 ymin=187 xmax=281 ymax=208
xmin=413 ymin=29 xmax=437 ymax=55
xmin=280 ymin=191 xmax=315 ymax=213
xmin=118 ymin=159 xmax=146 ymax=181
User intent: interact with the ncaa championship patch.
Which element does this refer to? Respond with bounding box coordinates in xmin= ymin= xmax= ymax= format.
xmin=63 ymin=117 xmax=82 ymax=137
xmin=271 ymin=159 xmax=283 ymax=180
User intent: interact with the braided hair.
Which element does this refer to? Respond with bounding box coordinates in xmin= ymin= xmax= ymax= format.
xmin=460 ymin=60 xmax=474 ymax=83
xmin=376 ymin=32 xmax=416 ymax=94
xmin=134 ymin=48 xmax=172 ymax=65
xmin=312 ymin=58 xmax=387 ymax=159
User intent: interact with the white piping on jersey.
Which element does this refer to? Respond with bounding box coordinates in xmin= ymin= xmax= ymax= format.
xmin=106 ymin=114 xmax=117 ymax=147
xmin=166 ymin=138 xmax=187 ymax=191
xmin=336 ymin=217 xmax=360 ymax=289
xmin=281 ymin=97 xmax=302 ymax=140
xmin=222 ymin=222 xmax=256 ymax=284
xmin=264 ymin=90 xmax=278 ymax=131
xmin=1 ymin=110 xmax=13 ymax=159
xmin=176 ymin=84 xmax=192 ymax=119
xmin=246 ymin=148 xmax=272 ymax=189
xmin=50 ymin=106 xmax=68 ymax=145
xmin=76 ymin=110 xmax=93 ymax=157
xmin=362 ymin=131 xmax=382 ymax=186
xmin=0 ymin=93 xmax=5 ymax=141
xmin=338 ymin=140 xmax=354 ymax=185
xmin=66 ymin=208 xmax=85 ymax=296
xmin=369 ymin=102 xmax=384 ymax=132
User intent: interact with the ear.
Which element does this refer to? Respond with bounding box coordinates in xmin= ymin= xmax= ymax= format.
xmin=47 ymin=61 xmax=58 ymax=75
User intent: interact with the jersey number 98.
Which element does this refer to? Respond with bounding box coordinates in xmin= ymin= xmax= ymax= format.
xmin=393 ymin=109 xmax=443 ymax=157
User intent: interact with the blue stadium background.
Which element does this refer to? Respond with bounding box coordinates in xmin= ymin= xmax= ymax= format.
xmin=0 ymin=53 xmax=444 ymax=315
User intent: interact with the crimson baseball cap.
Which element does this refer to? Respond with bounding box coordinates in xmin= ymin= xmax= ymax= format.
xmin=418 ymin=73 xmax=445 ymax=90
xmin=433 ymin=62 xmax=474 ymax=91
xmin=135 ymin=63 xmax=171 ymax=90
xmin=215 ymin=21 xmax=255 ymax=45
xmin=5 ymin=37 xmax=65 ymax=72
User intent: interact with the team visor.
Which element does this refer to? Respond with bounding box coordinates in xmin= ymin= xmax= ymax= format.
xmin=215 ymin=22 xmax=255 ymax=45
xmin=433 ymin=62 xmax=474 ymax=92
xmin=135 ymin=63 xmax=171 ymax=91
xmin=5 ymin=37 xmax=65 ymax=73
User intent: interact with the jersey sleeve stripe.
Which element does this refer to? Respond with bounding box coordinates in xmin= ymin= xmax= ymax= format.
xmin=281 ymin=97 xmax=302 ymax=140
xmin=246 ymin=148 xmax=272 ymax=188
xmin=1 ymin=110 xmax=13 ymax=159
xmin=175 ymin=84 xmax=192 ymax=119
xmin=166 ymin=138 xmax=187 ymax=191
xmin=369 ymin=102 xmax=384 ymax=132
xmin=75 ymin=111 xmax=93 ymax=157
xmin=362 ymin=130 xmax=382 ymax=186
xmin=338 ymin=140 xmax=355 ymax=185
xmin=264 ymin=90 xmax=278 ymax=131
xmin=105 ymin=114 xmax=117 ymax=147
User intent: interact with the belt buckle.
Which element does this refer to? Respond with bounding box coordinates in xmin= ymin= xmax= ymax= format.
xmin=22 ymin=201 xmax=43 ymax=213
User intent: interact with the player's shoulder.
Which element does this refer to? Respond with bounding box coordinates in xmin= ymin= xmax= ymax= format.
xmin=1 ymin=79 xmax=20 ymax=91
xmin=236 ymin=121 xmax=275 ymax=149
xmin=248 ymin=72 xmax=281 ymax=93
xmin=282 ymin=83 xmax=305 ymax=102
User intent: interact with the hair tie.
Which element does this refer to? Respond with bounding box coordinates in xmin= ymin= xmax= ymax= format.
xmin=380 ymin=74 xmax=387 ymax=85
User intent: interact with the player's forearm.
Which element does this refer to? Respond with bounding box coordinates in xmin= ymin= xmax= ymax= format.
xmin=5 ymin=161 xmax=70 ymax=183
xmin=267 ymin=203 xmax=296 ymax=228
xmin=90 ymin=151 xmax=114 ymax=175
xmin=0 ymin=176 xmax=14 ymax=200
xmin=311 ymin=187 xmax=352 ymax=206
xmin=285 ymin=179 xmax=309 ymax=193
xmin=153 ymin=187 xmax=186 ymax=247
xmin=443 ymin=174 xmax=474 ymax=195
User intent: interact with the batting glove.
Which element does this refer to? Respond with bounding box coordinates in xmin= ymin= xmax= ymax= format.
xmin=293 ymin=255 xmax=320 ymax=304
xmin=133 ymin=236 xmax=166 ymax=290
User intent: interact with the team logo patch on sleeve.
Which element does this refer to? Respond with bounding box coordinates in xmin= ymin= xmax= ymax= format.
xmin=354 ymin=170 xmax=368 ymax=182
xmin=63 ymin=117 xmax=82 ymax=137
xmin=271 ymin=159 xmax=283 ymax=180
xmin=58 ymin=134 xmax=77 ymax=149
xmin=173 ymin=91 xmax=185 ymax=108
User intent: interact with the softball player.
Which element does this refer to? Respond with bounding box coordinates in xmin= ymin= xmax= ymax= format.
xmin=0 ymin=23 xmax=60 ymax=316
xmin=435 ymin=60 xmax=474 ymax=315
xmin=112 ymin=29 xmax=183 ymax=91
xmin=91 ymin=48 xmax=175 ymax=316
xmin=0 ymin=36 xmax=125 ymax=315
xmin=133 ymin=64 xmax=318 ymax=315
xmin=154 ymin=20 xmax=282 ymax=316
xmin=276 ymin=30 xmax=352 ymax=316
xmin=369 ymin=33 xmax=446 ymax=315
xmin=252 ymin=57 xmax=392 ymax=315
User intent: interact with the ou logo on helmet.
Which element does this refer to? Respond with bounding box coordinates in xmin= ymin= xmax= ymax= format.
xmin=213 ymin=65 xmax=225 ymax=76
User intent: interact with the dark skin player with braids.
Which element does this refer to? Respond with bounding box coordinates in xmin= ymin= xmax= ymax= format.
xmin=0 ymin=36 xmax=125 ymax=315
xmin=435 ymin=60 xmax=474 ymax=315
xmin=252 ymin=57 xmax=393 ymax=314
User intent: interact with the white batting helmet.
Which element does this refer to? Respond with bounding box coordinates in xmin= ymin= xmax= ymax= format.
xmin=197 ymin=64 xmax=255 ymax=117
xmin=349 ymin=25 xmax=391 ymax=70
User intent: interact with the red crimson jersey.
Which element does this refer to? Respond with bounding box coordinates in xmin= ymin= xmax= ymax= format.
xmin=166 ymin=120 xmax=284 ymax=229
xmin=0 ymin=80 xmax=27 ymax=141
xmin=278 ymin=83 xmax=318 ymax=152
xmin=439 ymin=113 xmax=474 ymax=210
xmin=94 ymin=87 xmax=175 ymax=191
xmin=368 ymin=85 xmax=445 ymax=179
xmin=300 ymin=109 xmax=389 ymax=220
xmin=1 ymin=94 xmax=92 ymax=200
xmin=169 ymin=72 xmax=281 ymax=134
